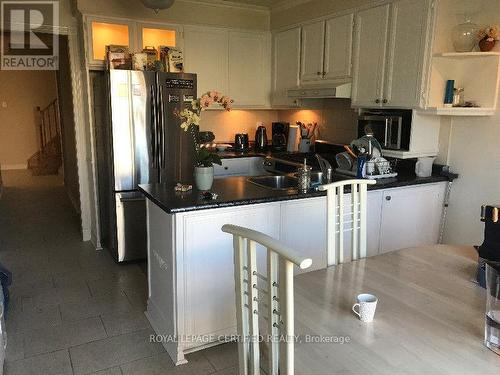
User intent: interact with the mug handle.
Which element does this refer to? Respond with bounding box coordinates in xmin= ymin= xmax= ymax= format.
xmin=352 ymin=303 xmax=361 ymax=318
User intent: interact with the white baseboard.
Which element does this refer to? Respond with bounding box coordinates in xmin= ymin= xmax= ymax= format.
xmin=0 ymin=163 xmax=27 ymax=170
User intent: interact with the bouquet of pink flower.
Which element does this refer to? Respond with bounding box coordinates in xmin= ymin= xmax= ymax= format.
xmin=478 ymin=25 xmax=500 ymax=42
xmin=176 ymin=91 xmax=233 ymax=167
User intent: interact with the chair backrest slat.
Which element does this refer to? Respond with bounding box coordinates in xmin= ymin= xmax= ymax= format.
xmin=247 ymin=240 xmax=260 ymax=375
xmin=267 ymin=251 xmax=279 ymax=375
xmin=320 ymin=179 xmax=376 ymax=266
xmin=233 ymin=235 xmax=249 ymax=375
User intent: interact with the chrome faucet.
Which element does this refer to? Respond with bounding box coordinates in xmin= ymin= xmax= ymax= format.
xmin=315 ymin=154 xmax=333 ymax=184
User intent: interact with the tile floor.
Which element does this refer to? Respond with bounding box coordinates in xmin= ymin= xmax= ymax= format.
xmin=0 ymin=170 xmax=238 ymax=375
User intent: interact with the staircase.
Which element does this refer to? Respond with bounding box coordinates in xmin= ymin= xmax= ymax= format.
xmin=28 ymin=99 xmax=62 ymax=176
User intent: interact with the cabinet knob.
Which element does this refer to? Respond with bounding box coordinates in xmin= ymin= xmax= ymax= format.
xmin=383 ymin=99 xmax=388 ymax=104
xmin=386 ymin=196 xmax=392 ymax=201
xmin=322 ymin=71 xmax=326 ymax=76
xmin=317 ymin=72 xmax=322 ymax=76
xmin=375 ymin=99 xmax=381 ymax=104
xmin=224 ymin=167 xmax=229 ymax=170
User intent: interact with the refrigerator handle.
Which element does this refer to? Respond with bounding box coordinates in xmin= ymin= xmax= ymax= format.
xmin=150 ymin=85 xmax=158 ymax=169
xmin=159 ymin=85 xmax=166 ymax=169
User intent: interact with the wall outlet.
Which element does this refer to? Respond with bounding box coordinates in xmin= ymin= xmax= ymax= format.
xmin=1 ymin=102 xmax=7 ymax=108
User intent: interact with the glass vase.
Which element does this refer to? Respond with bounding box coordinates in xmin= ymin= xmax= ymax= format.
xmin=452 ymin=17 xmax=479 ymax=52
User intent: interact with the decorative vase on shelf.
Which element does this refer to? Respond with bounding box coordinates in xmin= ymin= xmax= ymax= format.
xmin=479 ymin=37 xmax=496 ymax=52
xmin=194 ymin=166 xmax=214 ymax=191
xmin=452 ymin=17 xmax=479 ymax=52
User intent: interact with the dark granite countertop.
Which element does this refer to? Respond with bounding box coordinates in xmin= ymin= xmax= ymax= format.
xmin=139 ymin=173 xmax=453 ymax=214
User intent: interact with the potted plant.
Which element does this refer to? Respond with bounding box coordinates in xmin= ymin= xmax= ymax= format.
xmin=176 ymin=91 xmax=233 ymax=191
xmin=478 ymin=25 xmax=500 ymax=52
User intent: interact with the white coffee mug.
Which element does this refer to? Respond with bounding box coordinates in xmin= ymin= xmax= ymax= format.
xmin=352 ymin=293 xmax=378 ymax=322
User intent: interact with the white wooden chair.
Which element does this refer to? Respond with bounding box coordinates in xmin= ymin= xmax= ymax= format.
xmin=319 ymin=179 xmax=376 ymax=266
xmin=222 ymin=224 xmax=312 ymax=375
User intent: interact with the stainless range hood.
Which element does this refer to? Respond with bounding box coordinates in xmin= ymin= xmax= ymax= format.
xmin=287 ymin=83 xmax=352 ymax=99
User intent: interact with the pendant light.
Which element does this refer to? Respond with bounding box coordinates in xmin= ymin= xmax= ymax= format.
xmin=140 ymin=0 xmax=175 ymax=13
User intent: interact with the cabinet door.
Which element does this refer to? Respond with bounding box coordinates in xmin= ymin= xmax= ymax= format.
xmin=323 ymin=13 xmax=354 ymax=82
xmin=183 ymin=26 xmax=228 ymax=96
xmin=181 ymin=204 xmax=280 ymax=345
xmin=280 ymin=192 xmax=382 ymax=272
xmin=229 ymin=31 xmax=271 ymax=107
xmin=351 ymin=4 xmax=390 ymax=108
xmin=300 ymin=21 xmax=325 ymax=83
xmin=383 ymin=0 xmax=432 ymax=108
xmin=272 ymin=28 xmax=301 ymax=107
xmin=280 ymin=198 xmax=327 ymax=273
xmin=379 ymin=184 xmax=444 ymax=253
xmin=85 ymin=17 xmax=135 ymax=69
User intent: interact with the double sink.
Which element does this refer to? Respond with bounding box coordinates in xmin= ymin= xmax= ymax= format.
xmin=247 ymin=172 xmax=326 ymax=191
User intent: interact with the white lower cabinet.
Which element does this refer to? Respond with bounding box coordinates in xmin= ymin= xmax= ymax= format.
xmin=379 ymin=183 xmax=445 ymax=253
xmin=181 ymin=203 xmax=280 ymax=347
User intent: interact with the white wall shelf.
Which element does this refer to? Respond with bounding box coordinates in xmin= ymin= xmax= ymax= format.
xmin=420 ymin=107 xmax=496 ymax=116
xmin=424 ymin=52 xmax=500 ymax=116
xmin=433 ymin=52 xmax=500 ymax=58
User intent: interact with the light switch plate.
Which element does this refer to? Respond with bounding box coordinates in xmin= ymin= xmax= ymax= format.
xmin=1 ymin=102 xmax=7 ymax=108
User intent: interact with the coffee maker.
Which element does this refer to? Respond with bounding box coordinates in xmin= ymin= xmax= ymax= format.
xmin=272 ymin=122 xmax=289 ymax=151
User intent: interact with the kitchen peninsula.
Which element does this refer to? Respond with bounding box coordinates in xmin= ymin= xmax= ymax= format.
xmin=139 ymin=169 xmax=454 ymax=365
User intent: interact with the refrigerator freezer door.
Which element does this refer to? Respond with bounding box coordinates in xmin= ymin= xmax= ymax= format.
xmin=109 ymin=70 xmax=158 ymax=191
xmin=115 ymin=192 xmax=147 ymax=262
xmin=157 ymin=73 xmax=197 ymax=184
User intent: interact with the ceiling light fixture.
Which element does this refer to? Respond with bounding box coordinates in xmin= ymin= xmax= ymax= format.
xmin=140 ymin=0 xmax=175 ymax=13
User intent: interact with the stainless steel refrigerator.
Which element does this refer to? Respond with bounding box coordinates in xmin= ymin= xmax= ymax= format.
xmin=94 ymin=70 xmax=197 ymax=262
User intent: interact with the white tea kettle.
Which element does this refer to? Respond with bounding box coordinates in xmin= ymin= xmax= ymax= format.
xmin=415 ymin=157 xmax=436 ymax=177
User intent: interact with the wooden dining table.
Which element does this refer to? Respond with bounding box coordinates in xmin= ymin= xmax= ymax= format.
xmin=293 ymin=245 xmax=500 ymax=375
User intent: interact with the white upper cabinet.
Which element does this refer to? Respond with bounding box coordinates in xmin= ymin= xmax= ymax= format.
xmin=272 ymin=28 xmax=301 ymax=107
xmin=300 ymin=21 xmax=325 ymax=83
xmin=352 ymin=0 xmax=435 ymax=108
xmin=384 ymin=0 xmax=433 ymax=108
xmin=183 ymin=26 xmax=229 ymax=96
xmin=351 ymin=4 xmax=390 ymax=108
xmin=228 ymin=31 xmax=271 ymax=108
xmin=300 ymin=14 xmax=354 ymax=86
xmin=323 ymin=13 xmax=354 ymax=82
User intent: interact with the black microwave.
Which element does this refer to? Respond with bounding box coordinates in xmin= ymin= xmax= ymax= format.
xmin=357 ymin=109 xmax=412 ymax=151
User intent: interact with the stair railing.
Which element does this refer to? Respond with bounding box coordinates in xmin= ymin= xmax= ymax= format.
xmin=36 ymin=98 xmax=60 ymax=154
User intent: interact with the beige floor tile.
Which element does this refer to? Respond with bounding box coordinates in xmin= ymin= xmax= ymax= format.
xmin=24 ymin=316 xmax=107 ymax=357
xmin=5 ymin=349 xmax=73 ymax=375
xmin=59 ymin=292 xmax=133 ymax=322
xmin=101 ymin=310 xmax=150 ymax=337
xmin=89 ymin=367 xmax=123 ymax=375
xmin=87 ymin=270 xmax=147 ymax=298
xmin=120 ymin=352 xmax=214 ymax=375
xmin=69 ymin=329 xmax=164 ymax=375
xmin=123 ymin=289 xmax=148 ymax=311
xmin=5 ymin=332 xmax=24 ymax=362
xmin=6 ymin=305 xmax=62 ymax=334
xmin=203 ymin=342 xmax=239 ymax=371
xmin=211 ymin=367 xmax=238 ymax=375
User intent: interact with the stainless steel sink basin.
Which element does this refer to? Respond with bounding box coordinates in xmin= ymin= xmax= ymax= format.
xmin=247 ymin=175 xmax=298 ymax=190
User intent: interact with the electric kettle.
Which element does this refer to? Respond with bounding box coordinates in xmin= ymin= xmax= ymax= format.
xmin=255 ymin=126 xmax=268 ymax=151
